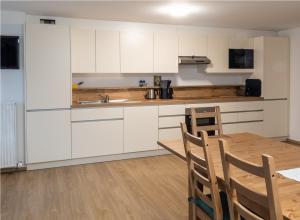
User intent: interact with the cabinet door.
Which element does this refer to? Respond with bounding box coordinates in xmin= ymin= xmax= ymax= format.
xmin=229 ymin=37 xmax=254 ymax=49
xmin=263 ymin=37 xmax=289 ymax=99
xmin=71 ymin=28 xmax=95 ymax=73
xmin=263 ymin=100 xmax=289 ymax=137
xmin=124 ymin=106 xmax=158 ymax=152
xmin=120 ymin=31 xmax=153 ymax=73
xmin=72 ymin=120 xmax=123 ymax=158
xmin=154 ymin=31 xmax=178 ymax=73
xmin=206 ymin=36 xmax=229 ymax=73
xmin=26 ymin=110 xmax=71 ymax=163
xmin=26 ymin=24 xmax=71 ymax=110
xmin=178 ymin=32 xmax=207 ymax=56
xmin=96 ymin=30 xmax=120 ymax=73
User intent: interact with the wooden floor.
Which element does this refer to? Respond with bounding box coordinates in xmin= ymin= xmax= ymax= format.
xmin=1 ymin=155 xmax=188 ymax=220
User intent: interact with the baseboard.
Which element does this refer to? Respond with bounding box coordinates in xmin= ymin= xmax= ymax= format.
xmin=286 ymin=138 xmax=300 ymax=146
xmin=26 ymin=149 xmax=171 ymax=170
xmin=1 ymin=166 xmax=27 ymax=174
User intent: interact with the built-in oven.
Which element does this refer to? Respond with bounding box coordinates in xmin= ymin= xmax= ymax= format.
xmin=185 ymin=108 xmax=216 ymax=136
xmin=229 ymin=49 xmax=254 ymax=69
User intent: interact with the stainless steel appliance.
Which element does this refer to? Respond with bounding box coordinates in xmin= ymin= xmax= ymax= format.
xmin=178 ymin=56 xmax=211 ymax=65
xmin=229 ymin=49 xmax=254 ymax=69
xmin=145 ymin=89 xmax=158 ymax=99
xmin=159 ymin=80 xmax=173 ymax=99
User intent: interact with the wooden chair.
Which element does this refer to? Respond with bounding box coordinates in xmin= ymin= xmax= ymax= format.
xmin=218 ymin=139 xmax=283 ymax=220
xmin=190 ymin=106 xmax=223 ymax=137
xmin=181 ymin=123 xmax=229 ymax=220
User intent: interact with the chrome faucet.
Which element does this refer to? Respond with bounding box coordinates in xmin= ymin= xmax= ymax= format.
xmin=99 ymin=94 xmax=110 ymax=103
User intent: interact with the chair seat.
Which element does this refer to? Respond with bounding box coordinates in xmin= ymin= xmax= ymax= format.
xmin=188 ymin=191 xmax=230 ymax=220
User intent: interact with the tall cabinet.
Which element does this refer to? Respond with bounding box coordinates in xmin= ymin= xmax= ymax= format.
xmin=254 ymin=36 xmax=290 ymax=137
xmin=25 ymin=24 xmax=71 ymax=164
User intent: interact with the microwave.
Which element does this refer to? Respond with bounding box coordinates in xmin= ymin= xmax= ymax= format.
xmin=229 ymin=49 xmax=254 ymax=69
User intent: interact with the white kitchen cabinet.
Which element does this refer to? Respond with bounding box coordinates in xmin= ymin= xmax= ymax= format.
xmin=96 ymin=30 xmax=120 ymax=73
xmin=71 ymin=28 xmax=95 ymax=73
xmin=229 ymin=37 xmax=254 ymax=49
xmin=254 ymin=37 xmax=289 ymax=99
xmin=159 ymin=104 xmax=186 ymax=116
xmin=223 ymin=122 xmax=263 ymax=135
xmin=263 ymin=100 xmax=289 ymax=137
xmin=72 ymin=119 xmax=123 ymax=158
xmin=206 ymin=36 xmax=229 ymax=73
xmin=178 ymin=32 xmax=207 ymax=56
xmin=159 ymin=116 xmax=185 ymax=128
xmin=124 ymin=106 xmax=158 ymax=152
xmin=120 ymin=31 xmax=153 ymax=73
xmin=159 ymin=128 xmax=182 ymax=141
xmin=26 ymin=24 xmax=71 ymax=110
xmin=71 ymin=107 xmax=123 ymax=122
xmin=154 ymin=31 xmax=178 ymax=73
xmin=26 ymin=110 xmax=71 ymax=163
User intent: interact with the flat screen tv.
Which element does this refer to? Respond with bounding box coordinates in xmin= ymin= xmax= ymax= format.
xmin=1 ymin=36 xmax=20 ymax=69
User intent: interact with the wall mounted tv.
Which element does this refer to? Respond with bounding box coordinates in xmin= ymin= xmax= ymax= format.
xmin=1 ymin=36 xmax=20 ymax=69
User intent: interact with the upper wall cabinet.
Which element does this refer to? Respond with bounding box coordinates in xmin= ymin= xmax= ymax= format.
xmin=178 ymin=32 xmax=207 ymax=56
xmin=120 ymin=31 xmax=154 ymax=73
xmin=229 ymin=37 xmax=254 ymax=49
xmin=154 ymin=31 xmax=178 ymax=73
xmin=206 ymin=36 xmax=229 ymax=73
xmin=71 ymin=28 xmax=95 ymax=73
xmin=26 ymin=24 xmax=71 ymax=110
xmin=96 ymin=30 xmax=120 ymax=73
xmin=254 ymin=36 xmax=289 ymax=99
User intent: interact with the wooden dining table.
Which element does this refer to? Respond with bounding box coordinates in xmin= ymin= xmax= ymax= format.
xmin=157 ymin=133 xmax=300 ymax=220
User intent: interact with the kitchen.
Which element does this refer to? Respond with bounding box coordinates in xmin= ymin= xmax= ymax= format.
xmin=1 ymin=1 xmax=300 ymax=220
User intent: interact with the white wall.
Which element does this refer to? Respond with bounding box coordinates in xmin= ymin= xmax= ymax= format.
xmin=1 ymin=11 xmax=26 ymax=164
xmin=26 ymin=15 xmax=277 ymax=87
xmin=279 ymin=27 xmax=300 ymax=142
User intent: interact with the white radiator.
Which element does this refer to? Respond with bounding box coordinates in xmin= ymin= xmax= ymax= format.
xmin=0 ymin=103 xmax=17 ymax=168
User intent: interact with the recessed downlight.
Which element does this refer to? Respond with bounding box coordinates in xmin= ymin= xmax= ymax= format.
xmin=157 ymin=3 xmax=201 ymax=17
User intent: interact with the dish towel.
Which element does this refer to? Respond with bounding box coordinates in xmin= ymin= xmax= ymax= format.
xmin=277 ymin=167 xmax=300 ymax=182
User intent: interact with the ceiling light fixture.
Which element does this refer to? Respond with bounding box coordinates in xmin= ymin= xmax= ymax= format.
xmin=158 ymin=3 xmax=201 ymax=17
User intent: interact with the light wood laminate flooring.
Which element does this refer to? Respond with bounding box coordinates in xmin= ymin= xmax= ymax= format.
xmin=1 ymin=155 xmax=188 ymax=220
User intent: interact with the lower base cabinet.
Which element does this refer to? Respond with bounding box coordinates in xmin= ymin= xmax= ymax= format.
xmin=72 ymin=119 xmax=123 ymax=158
xmin=263 ymin=100 xmax=289 ymax=137
xmin=26 ymin=110 xmax=71 ymax=163
xmin=223 ymin=121 xmax=263 ymax=135
xmin=124 ymin=106 xmax=159 ymax=153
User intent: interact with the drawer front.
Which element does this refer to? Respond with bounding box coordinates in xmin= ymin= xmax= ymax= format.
xmin=187 ymin=101 xmax=263 ymax=113
xmin=223 ymin=121 xmax=263 ymax=135
xmin=71 ymin=107 xmax=123 ymax=121
xmin=159 ymin=105 xmax=186 ymax=116
xmin=159 ymin=116 xmax=185 ymax=128
xmin=237 ymin=111 xmax=263 ymax=122
xmin=159 ymin=128 xmax=182 ymax=141
xmin=72 ymin=119 xmax=123 ymax=158
xmin=235 ymin=122 xmax=263 ymax=135
xmin=221 ymin=113 xmax=238 ymax=123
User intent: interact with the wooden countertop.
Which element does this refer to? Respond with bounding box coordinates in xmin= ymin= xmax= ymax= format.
xmin=71 ymin=96 xmax=264 ymax=108
xmin=158 ymin=133 xmax=300 ymax=220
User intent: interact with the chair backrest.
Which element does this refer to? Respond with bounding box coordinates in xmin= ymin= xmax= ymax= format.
xmin=218 ymin=139 xmax=283 ymax=220
xmin=190 ymin=106 xmax=223 ymax=137
xmin=181 ymin=123 xmax=223 ymax=220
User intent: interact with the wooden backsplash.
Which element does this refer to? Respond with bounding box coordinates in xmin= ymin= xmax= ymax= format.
xmin=72 ymin=85 xmax=242 ymax=103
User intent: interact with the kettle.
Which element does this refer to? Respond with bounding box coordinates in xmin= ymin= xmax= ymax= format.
xmin=145 ymin=89 xmax=158 ymax=99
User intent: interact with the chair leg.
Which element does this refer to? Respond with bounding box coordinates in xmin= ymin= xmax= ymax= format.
xmin=188 ymin=178 xmax=194 ymax=220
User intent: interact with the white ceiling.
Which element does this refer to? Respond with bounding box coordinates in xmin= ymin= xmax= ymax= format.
xmin=2 ymin=1 xmax=300 ymax=31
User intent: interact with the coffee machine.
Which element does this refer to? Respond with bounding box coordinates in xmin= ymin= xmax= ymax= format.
xmin=159 ymin=80 xmax=173 ymax=99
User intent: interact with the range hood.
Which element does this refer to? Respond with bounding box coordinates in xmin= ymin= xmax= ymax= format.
xmin=178 ymin=56 xmax=211 ymax=65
